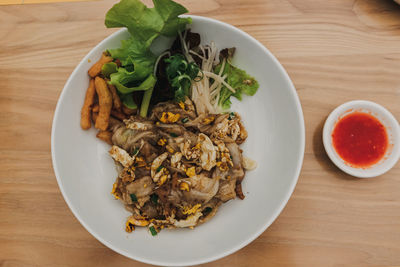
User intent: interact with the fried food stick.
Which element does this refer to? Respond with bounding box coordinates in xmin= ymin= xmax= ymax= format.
xmin=108 ymin=84 xmax=122 ymax=111
xmin=88 ymin=53 xmax=113 ymax=77
xmin=94 ymin=77 xmax=112 ymax=131
xmin=80 ymin=79 xmax=96 ymax=130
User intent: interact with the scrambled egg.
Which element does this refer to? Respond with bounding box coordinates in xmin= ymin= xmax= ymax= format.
xmin=127 ymin=216 xmax=149 ymax=226
xmin=125 ymin=221 xmax=134 ymax=233
xmin=125 ymin=216 xmax=150 ymax=233
xmin=158 ymin=172 xmax=169 ymax=186
xmin=157 ymin=138 xmax=167 ymax=146
xmin=203 ymin=116 xmax=215 ymax=125
xmin=111 ymin=182 xmax=120 ymax=199
xmin=216 ymin=161 xmax=229 ymax=172
xmin=109 ymin=145 xmax=134 ymax=168
xmin=193 ymin=143 xmax=201 ymax=150
xmin=135 ymin=156 xmax=147 ymax=168
xmin=166 ymin=145 xmax=175 ymax=154
xmin=179 ymin=181 xmax=190 ymax=192
xmin=160 ymin=112 xmax=180 ymax=123
xmin=182 ymin=204 xmax=201 ymax=215
xmin=178 ymin=101 xmax=185 ymax=110
xmin=154 ymin=167 xmax=170 ymax=186
xmin=185 ymin=167 xmax=196 ymax=177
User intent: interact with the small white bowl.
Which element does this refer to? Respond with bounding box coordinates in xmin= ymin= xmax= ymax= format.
xmin=323 ymin=100 xmax=400 ymax=178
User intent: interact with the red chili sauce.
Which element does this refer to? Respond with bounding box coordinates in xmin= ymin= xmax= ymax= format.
xmin=332 ymin=112 xmax=388 ymax=168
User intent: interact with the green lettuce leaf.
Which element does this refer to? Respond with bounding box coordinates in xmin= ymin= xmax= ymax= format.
xmin=103 ymin=0 xmax=191 ymax=116
xmin=109 ymin=56 xmax=155 ymax=86
xmin=101 ymin=62 xmax=118 ymax=78
xmin=105 ymin=0 xmax=191 ymax=42
xmin=105 ymin=0 xmax=191 ymax=66
xmin=110 ymin=74 xmax=157 ymax=94
xmin=107 ymin=38 xmax=156 ymax=67
xmin=214 ymin=62 xmax=259 ymax=109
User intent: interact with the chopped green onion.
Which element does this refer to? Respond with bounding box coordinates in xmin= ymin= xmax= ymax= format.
xmin=130 ymin=193 xmax=137 ymax=202
xmin=228 ymin=112 xmax=235 ymax=120
xmin=165 ymin=54 xmax=200 ymax=102
xmin=149 ymin=226 xmax=157 ymax=236
xmin=156 ymin=166 xmax=164 ymax=173
xmin=187 ymin=62 xmax=200 ymax=79
xmin=169 ymin=132 xmax=178 ymax=137
xmin=150 ymin=194 xmax=159 ymax=205
xmin=181 ymin=117 xmax=189 ymax=123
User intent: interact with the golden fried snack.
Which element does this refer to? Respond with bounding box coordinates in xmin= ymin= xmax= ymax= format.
xmin=88 ymin=53 xmax=113 ymax=78
xmin=96 ymin=130 xmax=113 ymax=145
xmin=108 ymin=84 xmax=122 ymax=111
xmin=94 ymin=77 xmax=112 ymax=131
xmin=92 ymin=104 xmax=99 ymax=113
xmin=80 ymin=79 xmax=96 ymax=130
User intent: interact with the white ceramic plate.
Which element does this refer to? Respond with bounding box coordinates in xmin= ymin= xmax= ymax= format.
xmin=51 ymin=16 xmax=305 ymax=266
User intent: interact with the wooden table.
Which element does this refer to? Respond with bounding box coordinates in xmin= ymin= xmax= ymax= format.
xmin=1 ymin=0 xmax=400 ymax=266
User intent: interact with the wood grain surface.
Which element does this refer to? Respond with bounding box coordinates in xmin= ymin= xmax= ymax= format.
xmin=1 ymin=0 xmax=400 ymax=266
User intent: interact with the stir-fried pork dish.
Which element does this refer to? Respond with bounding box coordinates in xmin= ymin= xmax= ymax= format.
xmin=108 ymin=99 xmax=256 ymax=233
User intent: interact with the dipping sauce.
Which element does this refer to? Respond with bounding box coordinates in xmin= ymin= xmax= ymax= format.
xmin=332 ymin=112 xmax=388 ymax=168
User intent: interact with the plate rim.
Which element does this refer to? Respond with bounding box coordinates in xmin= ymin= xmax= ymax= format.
xmin=51 ymin=15 xmax=305 ymax=266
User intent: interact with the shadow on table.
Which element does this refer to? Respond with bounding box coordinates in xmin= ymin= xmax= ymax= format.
xmin=311 ymin=115 xmax=360 ymax=181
